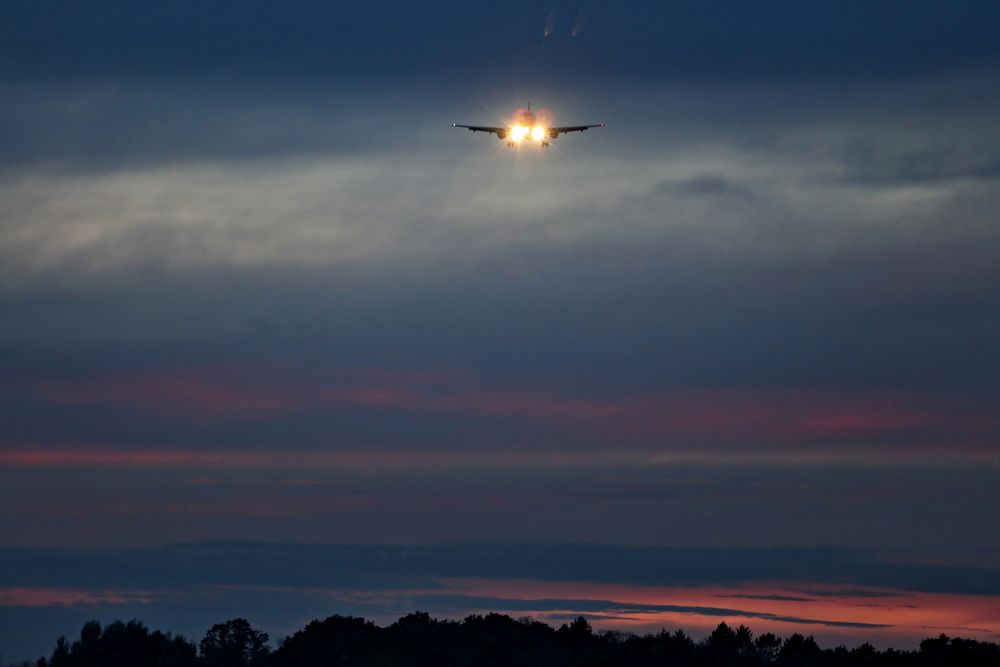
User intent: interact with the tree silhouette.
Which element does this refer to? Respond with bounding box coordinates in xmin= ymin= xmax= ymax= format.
xmin=274 ymin=614 xmax=379 ymax=667
xmin=778 ymin=633 xmax=821 ymax=666
xmin=755 ymin=632 xmax=782 ymax=664
xmin=558 ymin=616 xmax=593 ymax=640
xmin=47 ymin=619 xmax=195 ymax=667
xmin=199 ymin=618 xmax=270 ymax=667
xmin=22 ymin=612 xmax=1000 ymax=667
xmin=734 ymin=625 xmax=755 ymax=659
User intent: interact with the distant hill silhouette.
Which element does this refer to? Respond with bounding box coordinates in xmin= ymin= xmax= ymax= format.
xmin=7 ymin=612 xmax=999 ymax=667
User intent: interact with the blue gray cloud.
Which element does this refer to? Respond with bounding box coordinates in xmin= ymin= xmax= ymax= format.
xmin=3 ymin=1 xmax=999 ymax=83
xmin=3 ymin=542 xmax=1000 ymax=595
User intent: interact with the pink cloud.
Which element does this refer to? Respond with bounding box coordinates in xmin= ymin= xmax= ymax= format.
xmin=431 ymin=577 xmax=1000 ymax=648
xmin=14 ymin=365 xmax=1000 ymax=453
xmin=31 ymin=373 xmax=297 ymax=418
xmin=0 ymin=587 xmax=153 ymax=607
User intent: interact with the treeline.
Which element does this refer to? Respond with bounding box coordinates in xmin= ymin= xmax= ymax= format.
xmin=7 ymin=612 xmax=1000 ymax=667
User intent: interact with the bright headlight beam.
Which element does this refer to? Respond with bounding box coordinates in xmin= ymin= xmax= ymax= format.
xmin=532 ymin=127 xmax=545 ymax=141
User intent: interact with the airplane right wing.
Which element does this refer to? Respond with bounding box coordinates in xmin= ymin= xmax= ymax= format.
xmin=550 ymin=123 xmax=605 ymax=135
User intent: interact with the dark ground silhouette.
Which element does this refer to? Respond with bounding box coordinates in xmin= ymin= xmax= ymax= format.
xmin=7 ymin=612 xmax=999 ymax=667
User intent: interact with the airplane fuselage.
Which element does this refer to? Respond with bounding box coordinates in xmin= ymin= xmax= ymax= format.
xmin=502 ymin=111 xmax=557 ymax=147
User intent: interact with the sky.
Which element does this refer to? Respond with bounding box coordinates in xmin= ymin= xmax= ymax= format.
xmin=2 ymin=0 xmax=1000 ymax=661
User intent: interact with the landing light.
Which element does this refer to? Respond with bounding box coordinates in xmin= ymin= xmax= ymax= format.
xmin=511 ymin=125 xmax=529 ymax=141
xmin=532 ymin=127 xmax=545 ymax=141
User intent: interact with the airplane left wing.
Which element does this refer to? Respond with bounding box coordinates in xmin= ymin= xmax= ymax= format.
xmin=453 ymin=124 xmax=507 ymax=134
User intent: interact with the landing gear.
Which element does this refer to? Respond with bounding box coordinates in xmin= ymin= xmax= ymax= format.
xmin=542 ymin=141 xmax=550 ymax=148
xmin=506 ymin=141 xmax=514 ymax=148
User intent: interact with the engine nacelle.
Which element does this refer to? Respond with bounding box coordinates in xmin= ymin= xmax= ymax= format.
xmin=548 ymin=129 xmax=559 ymax=139
xmin=497 ymin=130 xmax=508 ymax=139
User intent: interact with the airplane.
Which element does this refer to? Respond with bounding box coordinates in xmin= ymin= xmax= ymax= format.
xmin=454 ymin=103 xmax=604 ymax=147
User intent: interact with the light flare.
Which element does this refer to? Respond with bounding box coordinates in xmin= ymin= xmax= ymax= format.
xmin=511 ymin=125 xmax=529 ymax=141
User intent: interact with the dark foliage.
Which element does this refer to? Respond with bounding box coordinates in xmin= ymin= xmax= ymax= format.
xmin=23 ymin=614 xmax=1000 ymax=667
xmin=200 ymin=619 xmax=270 ymax=667
xmin=46 ymin=619 xmax=197 ymax=667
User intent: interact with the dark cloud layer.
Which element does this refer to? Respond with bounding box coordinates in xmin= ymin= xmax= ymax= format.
xmin=4 ymin=542 xmax=1000 ymax=595
xmin=3 ymin=1 xmax=1000 ymax=83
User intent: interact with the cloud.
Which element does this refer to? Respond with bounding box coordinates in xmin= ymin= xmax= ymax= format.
xmin=657 ymin=174 xmax=754 ymax=200
xmin=718 ymin=593 xmax=817 ymax=602
xmin=3 ymin=77 xmax=1000 ymax=404
xmin=406 ymin=593 xmax=891 ymax=629
xmin=3 ymin=543 xmax=1000 ymax=596
xmin=7 ymin=363 xmax=999 ymax=456
xmin=3 ymin=2 xmax=1000 ymax=84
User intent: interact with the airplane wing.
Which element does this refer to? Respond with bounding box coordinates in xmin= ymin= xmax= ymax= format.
xmin=550 ymin=123 xmax=605 ymax=134
xmin=453 ymin=124 xmax=507 ymax=134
